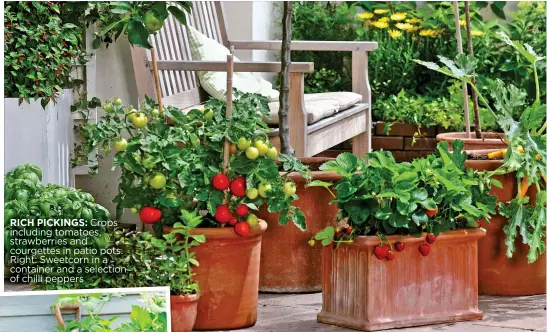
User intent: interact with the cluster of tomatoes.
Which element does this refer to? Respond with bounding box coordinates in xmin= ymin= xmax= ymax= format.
xmin=211 ymin=174 xmax=259 ymax=237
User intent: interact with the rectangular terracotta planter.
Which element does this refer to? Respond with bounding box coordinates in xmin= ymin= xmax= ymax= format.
xmin=318 ymin=229 xmax=486 ymax=331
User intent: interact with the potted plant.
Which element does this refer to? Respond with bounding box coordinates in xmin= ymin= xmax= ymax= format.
xmin=309 ymin=140 xmax=497 ymax=331
xmin=415 ymin=32 xmax=546 ymax=295
xmin=74 ymin=92 xmax=310 ymax=329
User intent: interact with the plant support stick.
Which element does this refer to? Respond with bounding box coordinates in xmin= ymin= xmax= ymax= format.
xmin=151 ymin=48 xmax=163 ymax=112
xmin=278 ymin=1 xmax=294 ymax=155
xmin=464 ymin=2 xmax=482 ymax=139
xmin=453 ymin=1 xmax=471 ymax=138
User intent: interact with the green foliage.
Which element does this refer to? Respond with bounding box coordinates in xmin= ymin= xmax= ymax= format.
xmin=53 ymin=292 xmax=167 ymax=331
xmin=73 ymin=91 xmax=311 ymax=231
xmin=4 ymin=164 xmax=110 ymax=289
xmin=311 ymin=140 xmax=497 ymax=246
xmin=4 ymin=2 xmax=88 ymax=106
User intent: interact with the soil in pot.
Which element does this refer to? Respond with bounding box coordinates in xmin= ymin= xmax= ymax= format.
xmin=465 ymin=150 xmax=546 ymax=296
xmin=166 ymin=221 xmax=267 ymax=330
xmin=318 ymin=229 xmax=486 ymax=331
xmin=171 ymin=294 xmax=199 ymax=332
xmin=255 ymin=157 xmax=341 ymax=293
xmin=437 ymin=132 xmax=507 ymax=150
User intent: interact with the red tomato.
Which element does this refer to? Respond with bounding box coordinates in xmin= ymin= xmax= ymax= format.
xmin=140 ymin=207 xmax=162 ymax=224
xmin=214 ymin=205 xmax=232 ymax=223
xmin=229 ymin=177 xmax=246 ymax=197
xmin=229 ymin=217 xmax=238 ymax=226
xmin=234 ymin=222 xmax=251 ymax=237
xmin=212 ymin=173 xmax=230 ymax=191
xmin=235 ymin=204 xmax=249 ymax=217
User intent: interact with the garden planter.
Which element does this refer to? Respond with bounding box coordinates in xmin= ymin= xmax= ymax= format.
xmin=465 ymin=151 xmax=546 ymax=296
xmin=256 ymin=157 xmax=341 ymax=293
xmin=436 ymin=132 xmax=507 ymax=151
xmin=167 ymin=220 xmax=267 ymax=330
xmin=171 ymin=294 xmax=199 ymax=332
xmin=318 ymin=229 xmax=486 ymax=331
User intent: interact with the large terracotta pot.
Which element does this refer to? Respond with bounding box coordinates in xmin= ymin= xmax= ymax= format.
xmin=318 ymin=229 xmax=486 ymax=331
xmin=465 ymin=151 xmax=546 ymax=296
xmin=256 ymin=158 xmax=341 ymax=293
xmin=437 ymin=132 xmax=507 ymax=150
xmin=171 ymin=294 xmax=199 ymax=332
xmin=166 ymin=221 xmax=267 ymax=330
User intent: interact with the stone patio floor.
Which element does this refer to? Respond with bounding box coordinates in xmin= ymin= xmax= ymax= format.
xmin=4 ymin=282 xmax=546 ymax=332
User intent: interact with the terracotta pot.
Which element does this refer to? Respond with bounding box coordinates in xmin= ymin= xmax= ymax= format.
xmin=173 ymin=221 xmax=267 ymax=330
xmin=171 ymin=294 xmax=199 ymax=332
xmin=318 ymin=229 xmax=486 ymax=331
xmin=437 ymin=132 xmax=507 ymax=150
xmin=256 ymin=157 xmax=341 ymax=293
xmin=465 ymin=150 xmax=546 ymax=296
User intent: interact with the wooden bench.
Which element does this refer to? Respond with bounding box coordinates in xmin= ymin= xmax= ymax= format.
xmin=131 ymin=1 xmax=377 ymax=157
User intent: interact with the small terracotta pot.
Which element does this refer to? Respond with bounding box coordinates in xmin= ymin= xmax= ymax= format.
xmin=465 ymin=150 xmax=546 ymax=296
xmin=171 ymin=294 xmax=199 ymax=332
xmin=256 ymin=158 xmax=341 ymax=293
xmin=318 ymin=229 xmax=486 ymax=331
xmin=166 ymin=221 xmax=267 ymax=330
xmin=437 ymin=132 xmax=507 ymax=150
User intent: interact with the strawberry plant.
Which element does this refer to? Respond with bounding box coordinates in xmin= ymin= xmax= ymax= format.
xmin=415 ymin=32 xmax=546 ymax=263
xmin=309 ymin=140 xmax=497 ymax=259
xmin=73 ymin=92 xmax=311 ymax=236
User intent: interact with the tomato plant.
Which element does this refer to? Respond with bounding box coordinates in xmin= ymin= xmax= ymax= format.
xmin=74 ymin=92 xmax=312 ymax=236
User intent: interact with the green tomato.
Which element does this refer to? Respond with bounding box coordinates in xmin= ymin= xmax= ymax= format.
xmin=127 ymin=109 xmax=138 ymax=121
xmin=246 ymin=188 xmax=258 ymax=200
xmin=144 ymin=10 xmax=164 ymax=32
xmin=130 ymin=207 xmax=138 ymax=214
xmin=247 ymin=214 xmax=259 ymax=227
xmin=237 ymin=137 xmax=251 ymax=150
xmin=113 ymin=98 xmax=122 ymax=106
xmin=113 ymin=138 xmax=128 ymax=152
xmin=142 ymin=155 xmax=155 ymax=169
xmin=255 ymin=140 xmax=269 ymax=156
xmin=258 ymin=183 xmax=272 ymax=198
xmin=283 ymin=182 xmax=297 ymax=195
xmin=149 ymin=173 xmax=167 ymax=189
xmin=245 ymin=147 xmax=259 ymax=160
xmin=204 ymin=110 xmax=214 ymax=121
xmin=151 ymin=108 xmax=160 ymax=117
xmin=266 ymin=147 xmax=278 ymax=160
xmin=103 ymin=103 xmax=113 ymax=113
xmin=132 ymin=113 xmax=148 ymax=128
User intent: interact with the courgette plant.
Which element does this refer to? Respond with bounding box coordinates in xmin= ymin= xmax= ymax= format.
xmin=414 ymin=32 xmax=546 ymax=263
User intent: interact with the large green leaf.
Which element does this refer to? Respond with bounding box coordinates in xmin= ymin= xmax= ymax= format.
xmin=127 ymin=21 xmax=152 ymax=48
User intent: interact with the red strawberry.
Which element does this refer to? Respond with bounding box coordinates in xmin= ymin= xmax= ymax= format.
xmin=235 ymin=204 xmax=249 ymax=217
xmin=373 ymin=245 xmax=389 ymax=260
xmin=386 ymin=251 xmax=396 ymax=261
xmin=212 ymin=173 xmax=230 ymax=191
xmin=229 ymin=177 xmax=246 ymax=197
xmin=419 ymin=244 xmax=431 ymax=256
xmin=425 ymin=234 xmax=436 ymax=244
xmin=394 ymin=241 xmax=405 ymax=252
xmin=229 ymin=217 xmax=238 ymax=226
xmin=214 ymin=205 xmax=232 ymax=223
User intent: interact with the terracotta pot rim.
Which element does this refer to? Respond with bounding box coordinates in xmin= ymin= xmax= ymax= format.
xmin=283 ymin=157 xmax=343 ymax=183
xmin=348 ymin=228 xmax=486 ymax=246
xmin=437 ymin=131 xmax=507 ymax=143
xmin=171 ymin=293 xmax=200 ymax=303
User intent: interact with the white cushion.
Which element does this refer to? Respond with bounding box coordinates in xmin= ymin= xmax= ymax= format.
xmin=267 ymin=92 xmax=362 ymax=125
xmin=187 ymin=26 xmax=279 ymax=102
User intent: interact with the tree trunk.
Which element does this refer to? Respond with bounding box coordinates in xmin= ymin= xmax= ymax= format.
xmin=278 ymin=1 xmax=294 ymax=155
xmin=465 ymin=2 xmax=481 ymax=139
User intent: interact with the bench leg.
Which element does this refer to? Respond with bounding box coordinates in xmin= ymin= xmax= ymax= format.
xmin=352 ymin=131 xmax=370 ymax=157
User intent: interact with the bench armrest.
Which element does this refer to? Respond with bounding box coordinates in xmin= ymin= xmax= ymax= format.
xmin=229 ymin=40 xmax=378 ymax=52
xmin=154 ymin=60 xmax=314 ymax=73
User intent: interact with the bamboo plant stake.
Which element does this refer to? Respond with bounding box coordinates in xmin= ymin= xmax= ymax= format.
xmin=222 ymin=52 xmax=234 ymax=207
xmin=278 ymin=1 xmax=294 ymax=155
xmin=464 ymin=2 xmax=482 ymax=139
xmin=150 ymin=48 xmax=163 ymax=112
xmin=452 ymin=1 xmax=471 ymax=138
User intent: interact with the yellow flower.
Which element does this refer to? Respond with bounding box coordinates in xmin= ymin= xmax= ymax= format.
xmin=420 ymin=29 xmax=443 ymax=37
xmin=460 ymin=20 xmax=466 ymax=27
xmin=390 ymin=12 xmax=407 ymax=21
xmin=378 ymin=16 xmax=389 ymax=23
xmin=371 ymin=21 xmax=389 ymax=29
xmin=395 ymin=23 xmax=414 ymax=31
xmin=406 ymin=18 xmax=421 ymax=24
xmin=471 ymin=30 xmax=484 ymax=37
xmin=373 ymin=9 xmax=389 ymax=14
xmin=388 ymin=29 xmax=402 ymax=39
xmin=357 ymin=12 xmax=374 ymax=20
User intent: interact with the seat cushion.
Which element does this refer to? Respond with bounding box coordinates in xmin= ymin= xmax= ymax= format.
xmin=187 ymin=26 xmax=279 ymax=102
xmin=267 ymin=92 xmax=362 ymax=125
